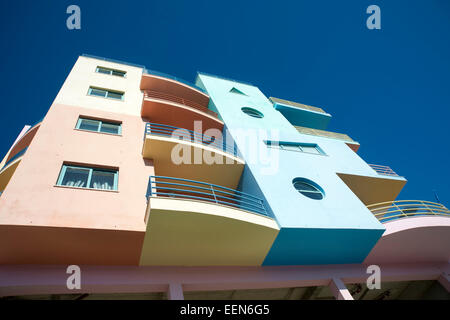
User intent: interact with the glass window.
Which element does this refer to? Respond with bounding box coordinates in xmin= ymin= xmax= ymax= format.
xmin=96 ymin=67 xmax=126 ymax=77
xmin=301 ymin=145 xmax=321 ymax=154
xmin=111 ymin=70 xmax=126 ymax=77
xmin=281 ymin=144 xmax=301 ymax=152
xmin=60 ymin=166 xmax=90 ymax=188
xmin=76 ymin=117 xmax=121 ymax=135
xmin=96 ymin=67 xmax=111 ymax=75
xmin=241 ymin=107 xmax=264 ymax=118
xmin=100 ymin=122 xmax=120 ymax=134
xmin=88 ymin=87 xmax=107 ymax=98
xmin=106 ymin=90 xmax=124 ymax=100
xmin=88 ymin=87 xmax=124 ymax=100
xmin=57 ymin=165 xmax=118 ymax=191
xmin=267 ymin=141 xmax=325 ymax=155
xmin=90 ymin=169 xmax=116 ymax=190
xmin=78 ymin=118 xmax=101 ymax=132
xmin=293 ymin=178 xmax=324 ymax=200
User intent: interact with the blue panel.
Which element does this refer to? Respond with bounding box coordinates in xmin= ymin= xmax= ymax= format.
xmin=263 ymin=227 xmax=385 ymax=265
xmin=273 ymin=103 xmax=331 ymax=130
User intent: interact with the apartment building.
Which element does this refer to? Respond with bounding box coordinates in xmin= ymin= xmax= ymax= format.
xmin=0 ymin=55 xmax=449 ymax=300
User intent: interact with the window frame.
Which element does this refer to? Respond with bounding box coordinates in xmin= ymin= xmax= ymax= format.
xmin=95 ymin=66 xmax=127 ymax=78
xmin=88 ymin=86 xmax=124 ymax=101
xmin=241 ymin=107 xmax=264 ymax=119
xmin=75 ymin=117 xmax=122 ymax=135
xmin=56 ymin=164 xmax=119 ymax=191
xmin=292 ymin=178 xmax=324 ymax=200
xmin=266 ymin=141 xmax=325 ymax=155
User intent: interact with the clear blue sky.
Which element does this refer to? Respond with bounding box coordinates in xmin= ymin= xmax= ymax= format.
xmin=0 ymin=1 xmax=449 ymax=206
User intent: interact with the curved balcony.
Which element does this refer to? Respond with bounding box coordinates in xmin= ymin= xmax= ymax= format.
xmin=140 ymin=176 xmax=279 ymax=266
xmin=143 ymin=122 xmax=244 ymax=190
xmin=367 ymin=200 xmax=450 ymax=222
xmin=147 ymin=175 xmax=268 ymax=216
xmin=0 ymin=147 xmax=27 ymax=192
xmin=4 ymin=119 xmax=41 ymax=165
xmin=364 ymin=200 xmax=450 ymax=264
xmin=141 ymin=90 xmax=222 ymax=133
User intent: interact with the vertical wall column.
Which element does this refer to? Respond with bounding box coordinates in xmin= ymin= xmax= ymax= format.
xmin=438 ymin=272 xmax=450 ymax=293
xmin=168 ymin=283 xmax=184 ymax=300
xmin=328 ymin=278 xmax=354 ymax=300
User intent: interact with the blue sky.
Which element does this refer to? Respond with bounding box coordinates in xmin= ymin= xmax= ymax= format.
xmin=0 ymin=0 xmax=449 ymax=205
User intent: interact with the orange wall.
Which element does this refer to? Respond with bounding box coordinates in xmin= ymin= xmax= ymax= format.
xmin=0 ymin=103 xmax=154 ymax=265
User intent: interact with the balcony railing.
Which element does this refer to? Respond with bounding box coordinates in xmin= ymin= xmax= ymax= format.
xmin=145 ymin=122 xmax=237 ymax=156
xmin=147 ymin=175 xmax=269 ymax=217
xmin=144 ymin=69 xmax=207 ymax=94
xmin=367 ymin=200 xmax=450 ymax=222
xmin=368 ymin=164 xmax=400 ymax=177
xmin=143 ymin=90 xmax=218 ymax=118
xmin=0 ymin=147 xmax=27 ymax=173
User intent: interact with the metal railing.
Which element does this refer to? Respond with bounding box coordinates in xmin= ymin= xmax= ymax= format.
xmin=368 ymin=164 xmax=400 ymax=177
xmin=367 ymin=200 xmax=450 ymax=222
xmin=0 ymin=147 xmax=27 ymax=173
xmin=144 ymin=69 xmax=207 ymax=94
xmin=145 ymin=122 xmax=237 ymax=156
xmin=147 ymin=175 xmax=269 ymax=217
xmin=143 ymin=90 xmax=217 ymax=118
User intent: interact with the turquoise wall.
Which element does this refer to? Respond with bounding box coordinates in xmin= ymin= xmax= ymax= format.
xmin=196 ymin=73 xmax=386 ymax=265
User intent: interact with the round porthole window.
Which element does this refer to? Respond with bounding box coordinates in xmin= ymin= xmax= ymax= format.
xmin=241 ymin=107 xmax=264 ymax=118
xmin=292 ymin=178 xmax=324 ymax=200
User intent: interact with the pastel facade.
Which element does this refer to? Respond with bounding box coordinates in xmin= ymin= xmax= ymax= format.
xmin=0 ymin=55 xmax=449 ymax=300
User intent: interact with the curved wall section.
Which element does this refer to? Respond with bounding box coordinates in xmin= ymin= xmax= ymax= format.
xmin=364 ymin=216 xmax=450 ymax=264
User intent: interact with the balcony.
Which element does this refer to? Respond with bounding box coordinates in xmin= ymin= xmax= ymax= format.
xmin=2 ymin=119 xmax=41 ymax=167
xmin=0 ymin=147 xmax=27 ymax=192
xmin=142 ymin=123 xmax=244 ymax=189
xmin=140 ymin=71 xmax=222 ymax=132
xmin=294 ymin=125 xmax=360 ymax=152
xmin=271 ymin=97 xmax=332 ymax=130
xmin=364 ymin=200 xmax=450 ymax=264
xmin=367 ymin=200 xmax=450 ymax=223
xmin=337 ymin=162 xmax=406 ymax=206
xmin=141 ymin=89 xmax=222 ymax=133
xmin=140 ymin=176 xmax=279 ymax=266
xmin=368 ymin=164 xmax=400 ymax=177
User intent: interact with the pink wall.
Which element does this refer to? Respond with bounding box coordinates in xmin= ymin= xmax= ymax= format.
xmin=364 ymin=216 xmax=450 ymax=264
xmin=0 ymin=103 xmax=154 ymax=265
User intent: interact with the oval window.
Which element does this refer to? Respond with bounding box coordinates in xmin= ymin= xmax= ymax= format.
xmin=292 ymin=178 xmax=324 ymax=200
xmin=241 ymin=107 xmax=264 ymax=118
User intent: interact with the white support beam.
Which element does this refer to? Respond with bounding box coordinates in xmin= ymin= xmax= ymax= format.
xmin=438 ymin=272 xmax=450 ymax=293
xmin=168 ymin=283 xmax=184 ymax=300
xmin=329 ymin=278 xmax=354 ymax=300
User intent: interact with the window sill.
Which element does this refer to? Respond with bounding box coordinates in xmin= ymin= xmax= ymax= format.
xmin=74 ymin=128 xmax=122 ymax=137
xmin=86 ymin=94 xmax=124 ymax=102
xmin=54 ymin=185 xmax=119 ymax=193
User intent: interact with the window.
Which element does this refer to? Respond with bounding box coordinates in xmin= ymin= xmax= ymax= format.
xmin=292 ymin=178 xmax=324 ymax=200
xmin=88 ymin=87 xmax=124 ymax=100
xmin=230 ymin=87 xmax=247 ymax=96
xmin=57 ymin=164 xmax=118 ymax=191
xmin=266 ymin=141 xmax=325 ymax=155
xmin=96 ymin=66 xmax=126 ymax=77
xmin=76 ymin=117 xmax=122 ymax=135
xmin=241 ymin=107 xmax=264 ymax=118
